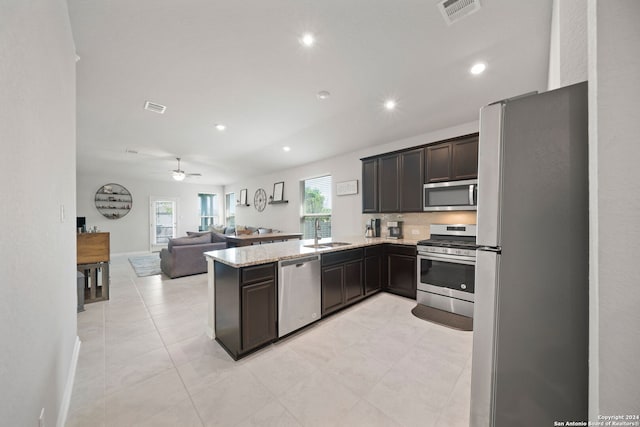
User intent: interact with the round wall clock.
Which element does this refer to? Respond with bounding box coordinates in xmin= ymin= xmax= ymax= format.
xmin=254 ymin=188 xmax=267 ymax=212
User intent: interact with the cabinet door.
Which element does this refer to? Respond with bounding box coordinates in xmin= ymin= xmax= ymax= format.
xmin=362 ymin=159 xmax=379 ymax=213
xmin=241 ymin=280 xmax=276 ymax=352
xmin=364 ymin=255 xmax=382 ymax=295
xmin=344 ymin=260 xmax=363 ymax=304
xmin=387 ymin=254 xmax=417 ymax=299
xmin=400 ymin=148 xmax=424 ymax=212
xmin=379 ymin=154 xmax=400 ymax=212
xmin=451 ymin=137 xmax=479 ymax=180
xmin=322 ymin=265 xmax=344 ymax=315
xmin=425 ymin=143 xmax=452 ymax=183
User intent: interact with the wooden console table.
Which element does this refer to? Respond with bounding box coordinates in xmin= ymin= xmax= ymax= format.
xmin=225 ymin=232 xmax=303 ymax=247
xmin=77 ymin=232 xmax=110 ymax=303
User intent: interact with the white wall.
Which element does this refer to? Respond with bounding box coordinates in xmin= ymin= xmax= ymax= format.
xmin=227 ymin=121 xmax=479 ymax=237
xmin=588 ymin=0 xmax=640 ymax=416
xmin=548 ymin=0 xmax=588 ymax=89
xmin=0 ymin=1 xmax=78 ymax=425
xmin=77 ymin=173 xmax=224 ymax=254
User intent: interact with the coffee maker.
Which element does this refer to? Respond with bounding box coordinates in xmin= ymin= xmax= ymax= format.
xmin=387 ymin=221 xmax=403 ymax=239
xmin=365 ymin=218 xmax=381 ymax=238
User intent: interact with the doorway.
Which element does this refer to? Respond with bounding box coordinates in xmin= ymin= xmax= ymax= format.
xmin=150 ymin=197 xmax=178 ymax=252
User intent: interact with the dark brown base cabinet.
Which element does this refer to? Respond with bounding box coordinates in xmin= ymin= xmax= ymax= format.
xmin=385 ymin=245 xmax=417 ymax=299
xmin=321 ymin=248 xmax=364 ymax=315
xmin=364 ymin=246 xmax=384 ymax=295
xmin=214 ymin=261 xmax=277 ymax=360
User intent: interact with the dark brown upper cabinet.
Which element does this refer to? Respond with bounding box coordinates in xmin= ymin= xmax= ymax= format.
xmin=451 ymin=136 xmax=479 ymax=180
xmin=362 ymin=158 xmax=378 ymax=213
xmin=362 ymin=148 xmax=424 ymax=213
xmin=378 ymin=154 xmax=400 ymax=212
xmin=425 ymin=134 xmax=479 ymax=183
xmin=399 ymin=148 xmax=424 ymax=212
xmin=361 ymin=133 xmax=477 ymax=213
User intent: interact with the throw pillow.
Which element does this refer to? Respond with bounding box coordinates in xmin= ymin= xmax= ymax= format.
xmin=209 ymin=224 xmax=226 ymax=233
xmin=258 ymin=228 xmax=272 ymax=234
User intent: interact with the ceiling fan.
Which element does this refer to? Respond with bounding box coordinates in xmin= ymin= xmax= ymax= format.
xmin=171 ymin=158 xmax=201 ymax=181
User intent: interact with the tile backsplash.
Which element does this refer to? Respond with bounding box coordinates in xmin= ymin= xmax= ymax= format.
xmin=362 ymin=211 xmax=477 ymax=240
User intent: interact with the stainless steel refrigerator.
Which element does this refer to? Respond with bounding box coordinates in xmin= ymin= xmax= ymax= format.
xmin=470 ymin=82 xmax=589 ymax=426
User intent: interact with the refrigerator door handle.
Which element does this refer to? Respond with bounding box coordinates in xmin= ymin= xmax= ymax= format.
xmin=469 ymin=184 xmax=475 ymax=206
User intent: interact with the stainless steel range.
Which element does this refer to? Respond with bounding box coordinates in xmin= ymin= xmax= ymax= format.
xmin=416 ymin=224 xmax=477 ymax=318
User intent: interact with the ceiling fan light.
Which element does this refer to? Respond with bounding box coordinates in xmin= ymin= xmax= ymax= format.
xmin=172 ymin=171 xmax=185 ymax=181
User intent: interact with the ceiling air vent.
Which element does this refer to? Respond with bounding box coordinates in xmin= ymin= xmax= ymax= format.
xmin=144 ymin=101 xmax=166 ymax=114
xmin=438 ymin=0 xmax=481 ymax=25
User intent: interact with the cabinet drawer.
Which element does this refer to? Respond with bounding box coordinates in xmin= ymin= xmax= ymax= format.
xmin=241 ymin=263 xmax=276 ymax=284
xmin=386 ymin=244 xmax=416 ymax=257
xmin=322 ymin=248 xmax=364 ymax=266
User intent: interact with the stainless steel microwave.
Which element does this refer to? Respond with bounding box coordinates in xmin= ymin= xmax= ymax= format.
xmin=423 ymin=179 xmax=478 ymax=211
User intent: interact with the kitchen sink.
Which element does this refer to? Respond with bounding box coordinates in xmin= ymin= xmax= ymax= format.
xmin=304 ymin=242 xmax=351 ymax=249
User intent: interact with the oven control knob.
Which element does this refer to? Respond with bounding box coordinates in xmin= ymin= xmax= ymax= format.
xmin=460 ymin=284 xmax=467 ymax=290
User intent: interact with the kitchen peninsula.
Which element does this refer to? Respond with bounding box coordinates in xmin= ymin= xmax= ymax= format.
xmin=205 ymin=236 xmax=418 ymax=360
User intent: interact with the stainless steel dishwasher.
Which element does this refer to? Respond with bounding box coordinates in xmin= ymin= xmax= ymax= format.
xmin=278 ymin=255 xmax=321 ymax=337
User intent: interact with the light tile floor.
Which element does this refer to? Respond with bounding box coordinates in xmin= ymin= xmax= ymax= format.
xmin=67 ymin=255 xmax=472 ymax=427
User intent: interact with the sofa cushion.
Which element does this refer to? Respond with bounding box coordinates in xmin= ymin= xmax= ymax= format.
xmin=211 ymin=231 xmax=228 ymax=243
xmin=168 ymin=234 xmax=211 ymax=252
xmin=186 ymin=231 xmax=213 ymax=241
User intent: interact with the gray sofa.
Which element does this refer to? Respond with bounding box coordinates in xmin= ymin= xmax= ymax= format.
xmin=159 ymin=226 xmax=274 ymax=278
xmin=159 ymin=231 xmax=228 ymax=278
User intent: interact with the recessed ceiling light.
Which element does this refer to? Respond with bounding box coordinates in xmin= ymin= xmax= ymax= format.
xmin=317 ymin=90 xmax=330 ymax=100
xmin=470 ymin=62 xmax=486 ymax=75
xmin=300 ymin=33 xmax=315 ymax=47
xmin=215 ymin=124 xmax=226 ymax=131
xmin=283 ymin=146 xmax=291 ymax=152
xmin=384 ymin=99 xmax=397 ymax=111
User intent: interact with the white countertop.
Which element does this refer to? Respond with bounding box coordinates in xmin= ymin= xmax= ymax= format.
xmin=204 ymin=235 xmax=419 ymax=268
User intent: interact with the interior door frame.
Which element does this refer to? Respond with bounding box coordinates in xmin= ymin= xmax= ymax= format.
xmin=149 ymin=196 xmax=179 ymax=252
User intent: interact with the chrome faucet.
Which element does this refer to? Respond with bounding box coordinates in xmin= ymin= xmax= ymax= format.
xmin=314 ymin=218 xmax=321 ymax=245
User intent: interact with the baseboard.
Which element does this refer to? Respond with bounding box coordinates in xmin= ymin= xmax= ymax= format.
xmin=56 ymin=336 xmax=81 ymax=427
xmin=111 ymin=250 xmax=154 ymax=259
xmin=206 ymin=325 xmax=215 ymax=340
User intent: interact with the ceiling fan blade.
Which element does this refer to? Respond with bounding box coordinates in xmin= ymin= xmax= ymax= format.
xmin=186 ymin=173 xmax=202 ymax=177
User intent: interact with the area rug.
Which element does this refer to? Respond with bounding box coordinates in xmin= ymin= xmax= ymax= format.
xmin=411 ymin=304 xmax=473 ymax=331
xmin=128 ymin=254 xmax=162 ymax=277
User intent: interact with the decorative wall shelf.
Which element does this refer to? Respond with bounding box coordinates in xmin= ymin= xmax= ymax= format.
xmin=95 ymin=183 xmax=132 ymax=219
xmin=268 ymin=200 xmax=289 ymax=205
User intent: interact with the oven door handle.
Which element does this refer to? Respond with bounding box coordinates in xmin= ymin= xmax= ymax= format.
xmin=418 ymin=254 xmax=476 ymax=266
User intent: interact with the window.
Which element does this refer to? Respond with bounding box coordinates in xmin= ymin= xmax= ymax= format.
xmin=301 ymin=175 xmax=332 ymax=238
xmin=225 ymin=193 xmax=236 ymax=227
xmin=198 ymin=193 xmax=218 ymax=231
